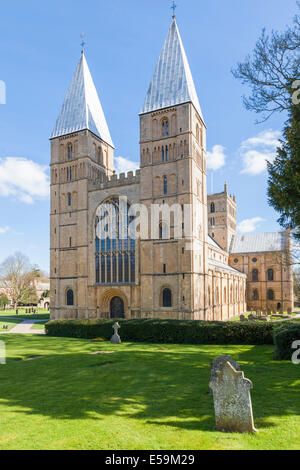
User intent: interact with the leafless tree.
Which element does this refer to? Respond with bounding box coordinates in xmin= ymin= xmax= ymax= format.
xmin=0 ymin=252 xmax=38 ymax=309
xmin=232 ymin=4 xmax=300 ymax=122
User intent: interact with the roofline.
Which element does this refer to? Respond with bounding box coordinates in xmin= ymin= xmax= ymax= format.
xmin=208 ymin=260 xmax=247 ymax=277
xmin=230 ymin=249 xmax=285 ymax=255
xmin=49 ymin=128 xmax=115 ymax=149
xmin=207 ymin=235 xmax=226 ymax=252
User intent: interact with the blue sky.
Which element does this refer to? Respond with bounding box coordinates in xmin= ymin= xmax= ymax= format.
xmin=0 ymin=0 xmax=297 ymax=272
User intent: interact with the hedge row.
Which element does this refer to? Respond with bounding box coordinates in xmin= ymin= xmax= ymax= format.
xmin=273 ymin=322 xmax=300 ymax=360
xmin=45 ymin=318 xmax=275 ymax=345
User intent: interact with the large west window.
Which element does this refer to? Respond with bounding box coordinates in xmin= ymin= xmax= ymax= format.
xmin=95 ymin=198 xmax=136 ymax=285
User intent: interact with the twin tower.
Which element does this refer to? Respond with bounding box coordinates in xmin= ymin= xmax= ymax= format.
xmin=50 ymin=18 xmax=247 ymax=320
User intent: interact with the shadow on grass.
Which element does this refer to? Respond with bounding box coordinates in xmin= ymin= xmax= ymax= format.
xmin=0 ymin=335 xmax=299 ymax=432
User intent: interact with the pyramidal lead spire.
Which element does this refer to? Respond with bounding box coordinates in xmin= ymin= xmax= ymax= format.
xmin=51 ymin=52 xmax=114 ymax=147
xmin=141 ymin=18 xmax=204 ymax=121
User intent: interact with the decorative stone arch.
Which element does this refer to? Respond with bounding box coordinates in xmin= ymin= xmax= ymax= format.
xmin=93 ymin=195 xmax=135 ymax=234
xmin=99 ymin=288 xmax=129 ymax=318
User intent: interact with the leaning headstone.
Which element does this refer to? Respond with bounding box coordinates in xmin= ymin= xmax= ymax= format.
xmin=110 ymin=322 xmax=121 ymax=344
xmin=209 ymin=355 xmax=240 ymax=395
xmin=287 ymin=307 xmax=292 ymax=315
xmin=210 ymin=361 xmax=257 ymax=433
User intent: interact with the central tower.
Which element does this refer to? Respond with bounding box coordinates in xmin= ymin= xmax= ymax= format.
xmin=139 ymin=18 xmax=209 ymax=319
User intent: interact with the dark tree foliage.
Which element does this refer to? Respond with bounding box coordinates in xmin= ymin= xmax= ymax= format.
xmin=267 ymin=103 xmax=300 ymax=239
xmin=232 ymin=5 xmax=300 ymax=122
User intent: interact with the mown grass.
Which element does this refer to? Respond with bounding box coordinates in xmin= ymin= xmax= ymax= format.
xmin=0 ymin=308 xmax=50 ymax=320
xmin=30 ymin=322 xmax=47 ymax=331
xmin=0 ymin=335 xmax=299 ymax=450
xmin=0 ymin=319 xmax=22 ymax=332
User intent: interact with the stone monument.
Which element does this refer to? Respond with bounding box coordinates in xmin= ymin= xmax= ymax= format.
xmin=111 ymin=322 xmax=121 ymax=344
xmin=210 ymin=361 xmax=257 ymax=433
xmin=209 ymin=355 xmax=240 ymax=395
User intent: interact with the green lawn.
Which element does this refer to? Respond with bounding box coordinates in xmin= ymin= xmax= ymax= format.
xmin=30 ymin=322 xmax=47 ymax=330
xmin=0 ymin=308 xmax=50 ymax=320
xmin=0 ymin=319 xmax=22 ymax=332
xmin=0 ymin=335 xmax=299 ymax=450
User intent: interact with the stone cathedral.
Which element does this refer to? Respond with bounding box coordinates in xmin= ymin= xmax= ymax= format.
xmin=50 ymin=18 xmax=294 ymax=321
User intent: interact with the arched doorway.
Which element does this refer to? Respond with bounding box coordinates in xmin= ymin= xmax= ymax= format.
xmin=110 ymin=296 xmax=125 ymax=319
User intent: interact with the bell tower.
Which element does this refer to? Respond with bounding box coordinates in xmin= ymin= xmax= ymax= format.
xmin=207 ymin=183 xmax=237 ymax=252
xmin=50 ymin=52 xmax=114 ymax=319
xmin=139 ymin=18 xmax=209 ymax=320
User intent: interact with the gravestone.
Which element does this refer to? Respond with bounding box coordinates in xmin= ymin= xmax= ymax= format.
xmin=209 ymin=355 xmax=240 ymax=395
xmin=111 ymin=322 xmax=121 ymax=344
xmin=210 ymin=361 xmax=257 ymax=433
xmin=240 ymin=315 xmax=247 ymax=322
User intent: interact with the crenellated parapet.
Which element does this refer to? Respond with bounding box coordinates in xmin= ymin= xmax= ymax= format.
xmin=88 ymin=169 xmax=141 ymax=192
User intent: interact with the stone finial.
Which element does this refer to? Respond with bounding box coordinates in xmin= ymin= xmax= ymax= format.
xmin=210 ymin=361 xmax=258 ymax=434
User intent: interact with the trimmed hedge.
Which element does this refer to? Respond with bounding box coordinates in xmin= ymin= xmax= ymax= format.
xmin=45 ymin=318 xmax=275 ymax=345
xmin=273 ymin=322 xmax=300 ymax=360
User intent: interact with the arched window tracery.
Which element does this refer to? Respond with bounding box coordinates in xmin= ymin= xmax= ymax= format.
xmin=95 ymin=198 xmax=136 ymax=285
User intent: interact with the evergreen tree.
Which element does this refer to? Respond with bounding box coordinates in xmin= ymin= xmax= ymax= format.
xmin=267 ymin=103 xmax=300 ymax=239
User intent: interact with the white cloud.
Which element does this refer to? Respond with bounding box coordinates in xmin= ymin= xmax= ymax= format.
xmin=0 ymin=226 xmax=9 ymax=235
xmin=240 ymin=130 xmax=281 ymax=175
xmin=206 ymin=145 xmax=227 ymax=171
xmin=237 ymin=217 xmax=265 ymax=233
xmin=0 ymin=157 xmax=49 ymax=204
xmin=114 ymin=156 xmax=139 ymax=175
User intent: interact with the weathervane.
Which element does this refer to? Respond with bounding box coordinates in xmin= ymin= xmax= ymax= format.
xmin=80 ymin=33 xmax=86 ymax=52
xmin=171 ymin=1 xmax=177 ymax=18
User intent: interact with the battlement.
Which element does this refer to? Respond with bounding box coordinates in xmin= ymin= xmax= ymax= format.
xmin=207 ymin=183 xmax=236 ymax=204
xmin=88 ymin=169 xmax=141 ymax=192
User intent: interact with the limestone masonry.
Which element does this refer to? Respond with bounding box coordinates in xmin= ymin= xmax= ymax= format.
xmin=50 ymin=19 xmax=293 ymax=320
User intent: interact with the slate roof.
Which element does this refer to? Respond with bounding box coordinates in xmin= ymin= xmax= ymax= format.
xmin=51 ymin=52 xmax=114 ymax=147
xmin=208 ymin=259 xmax=245 ymax=276
xmin=141 ymin=18 xmax=204 ymax=121
xmin=230 ymin=232 xmax=286 ymax=254
xmin=207 ymin=235 xmax=224 ymax=252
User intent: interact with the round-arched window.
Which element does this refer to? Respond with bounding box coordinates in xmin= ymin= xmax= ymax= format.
xmin=66 ymin=289 xmax=74 ymax=306
xmin=162 ymin=288 xmax=172 ymax=308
